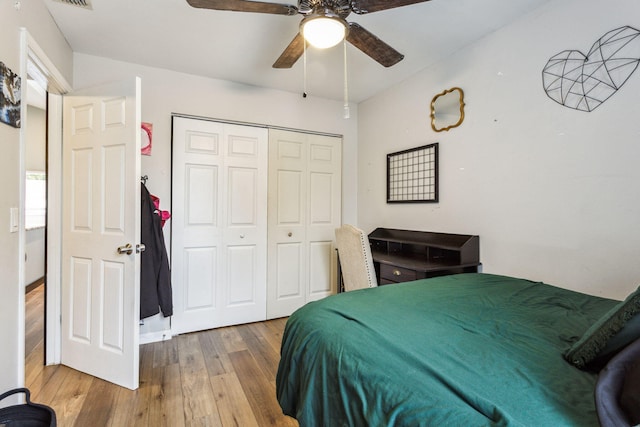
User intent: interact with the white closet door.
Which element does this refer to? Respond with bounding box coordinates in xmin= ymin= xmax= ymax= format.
xmin=219 ymin=124 xmax=268 ymax=326
xmin=306 ymin=134 xmax=342 ymax=301
xmin=267 ymin=129 xmax=342 ymax=319
xmin=171 ymin=117 xmax=267 ymax=335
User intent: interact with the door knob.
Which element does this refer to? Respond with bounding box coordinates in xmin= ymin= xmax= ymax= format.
xmin=288 ymin=232 xmax=292 ymax=237
xmin=136 ymin=244 xmax=146 ymax=253
xmin=117 ymin=243 xmax=133 ymax=255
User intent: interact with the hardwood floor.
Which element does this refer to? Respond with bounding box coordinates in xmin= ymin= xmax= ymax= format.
xmin=25 ymin=285 xmax=299 ymax=426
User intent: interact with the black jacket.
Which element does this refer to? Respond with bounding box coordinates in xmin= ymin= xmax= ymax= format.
xmin=140 ymin=184 xmax=173 ymax=319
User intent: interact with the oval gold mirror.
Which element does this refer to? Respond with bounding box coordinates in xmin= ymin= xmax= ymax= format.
xmin=430 ymin=87 xmax=465 ymax=132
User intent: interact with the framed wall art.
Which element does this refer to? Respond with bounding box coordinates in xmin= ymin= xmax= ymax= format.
xmin=0 ymin=61 xmax=22 ymax=128
xmin=387 ymin=143 xmax=439 ymax=203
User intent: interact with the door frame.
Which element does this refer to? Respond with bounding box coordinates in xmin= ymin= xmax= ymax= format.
xmin=19 ymin=28 xmax=72 ymax=367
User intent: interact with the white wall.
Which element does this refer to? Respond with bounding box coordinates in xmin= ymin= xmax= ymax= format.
xmin=0 ymin=0 xmax=72 ymax=400
xmin=358 ymin=0 xmax=640 ymax=300
xmin=73 ymin=53 xmax=359 ymax=335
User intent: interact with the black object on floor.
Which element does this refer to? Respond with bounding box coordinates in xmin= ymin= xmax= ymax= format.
xmin=0 ymin=388 xmax=56 ymax=426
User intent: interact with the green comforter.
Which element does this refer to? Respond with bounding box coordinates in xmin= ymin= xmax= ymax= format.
xmin=276 ymin=273 xmax=618 ymax=426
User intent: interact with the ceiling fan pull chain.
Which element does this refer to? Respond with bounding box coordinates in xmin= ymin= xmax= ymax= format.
xmin=303 ymin=41 xmax=308 ymax=98
xmin=343 ymin=39 xmax=350 ymax=119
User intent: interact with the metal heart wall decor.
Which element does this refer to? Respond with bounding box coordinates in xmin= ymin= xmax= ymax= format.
xmin=542 ymin=26 xmax=640 ymax=112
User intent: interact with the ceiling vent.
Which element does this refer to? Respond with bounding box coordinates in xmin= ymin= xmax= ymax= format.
xmin=52 ymin=0 xmax=92 ymax=9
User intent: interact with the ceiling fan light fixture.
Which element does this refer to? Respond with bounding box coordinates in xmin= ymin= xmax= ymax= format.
xmin=302 ymin=15 xmax=347 ymax=49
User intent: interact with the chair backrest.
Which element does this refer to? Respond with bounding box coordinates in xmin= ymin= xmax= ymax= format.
xmin=335 ymin=224 xmax=378 ymax=291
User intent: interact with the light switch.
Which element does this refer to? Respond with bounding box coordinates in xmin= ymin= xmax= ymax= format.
xmin=10 ymin=207 xmax=19 ymax=233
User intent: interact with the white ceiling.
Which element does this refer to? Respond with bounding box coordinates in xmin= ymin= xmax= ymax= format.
xmin=43 ymin=0 xmax=549 ymax=103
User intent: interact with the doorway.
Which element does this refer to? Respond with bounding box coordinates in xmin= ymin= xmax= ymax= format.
xmin=20 ymin=29 xmax=72 ymax=376
xmin=24 ymin=70 xmax=48 ymax=372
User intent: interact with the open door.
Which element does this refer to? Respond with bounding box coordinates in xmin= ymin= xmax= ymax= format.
xmin=60 ymin=78 xmax=141 ymax=390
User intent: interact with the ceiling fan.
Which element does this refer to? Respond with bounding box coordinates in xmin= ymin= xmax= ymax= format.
xmin=187 ymin=0 xmax=431 ymax=68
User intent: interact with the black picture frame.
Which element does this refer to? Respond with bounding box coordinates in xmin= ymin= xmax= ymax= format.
xmin=387 ymin=143 xmax=439 ymax=203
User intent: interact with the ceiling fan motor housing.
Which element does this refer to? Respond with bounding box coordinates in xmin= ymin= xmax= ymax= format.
xmin=298 ymin=0 xmax=351 ymax=17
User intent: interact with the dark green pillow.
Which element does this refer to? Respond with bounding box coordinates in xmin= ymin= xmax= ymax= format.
xmin=565 ymin=285 xmax=640 ymax=369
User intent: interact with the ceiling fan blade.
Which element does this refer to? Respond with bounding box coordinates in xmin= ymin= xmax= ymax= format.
xmin=350 ymin=0 xmax=430 ymax=14
xmin=273 ymin=33 xmax=305 ymax=68
xmin=187 ymin=0 xmax=297 ymax=15
xmin=346 ymin=23 xmax=404 ymax=67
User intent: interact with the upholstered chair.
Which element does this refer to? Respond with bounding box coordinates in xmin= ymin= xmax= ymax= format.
xmin=335 ymin=224 xmax=378 ymax=291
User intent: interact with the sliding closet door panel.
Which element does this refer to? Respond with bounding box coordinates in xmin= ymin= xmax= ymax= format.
xmin=172 ymin=118 xmax=224 ymax=334
xmin=180 ymin=162 xmax=221 ymax=333
xmin=172 ymin=117 xmax=267 ymax=335
xmin=306 ymin=135 xmax=342 ymax=302
xmin=267 ymin=129 xmax=341 ymax=319
xmin=267 ymin=130 xmax=307 ymax=318
xmin=220 ymin=124 xmax=267 ymax=327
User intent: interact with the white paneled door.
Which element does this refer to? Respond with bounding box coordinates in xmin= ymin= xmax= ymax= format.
xmin=61 ymin=78 xmax=141 ymax=390
xmin=267 ymin=129 xmax=342 ymax=319
xmin=171 ymin=117 xmax=268 ymax=335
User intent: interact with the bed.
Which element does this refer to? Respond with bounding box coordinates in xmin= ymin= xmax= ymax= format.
xmin=276 ymin=273 xmax=640 ymax=426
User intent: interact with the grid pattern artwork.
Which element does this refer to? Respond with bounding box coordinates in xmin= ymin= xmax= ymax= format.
xmin=387 ymin=143 xmax=438 ymax=203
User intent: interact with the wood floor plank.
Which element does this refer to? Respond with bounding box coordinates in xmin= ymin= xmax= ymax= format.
xmin=28 ymin=364 xmax=68 ymax=403
xmin=154 ymin=363 xmax=186 ymax=427
xmin=178 ymin=334 xmax=221 ymax=423
xmin=24 ymin=285 xmax=44 ymax=359
xmin=249 ymin=321 xmax=284 ymax=355
xmin=108 ymin=387 xmax=139 ymax=427
xmin=113 ymin=344 xmax=155 ymax=426
xmin=25 ymin=339 xmax=45 ymax=386
xmin=236 ymin=324 xmax=281 ymax=381
xmin=153 ymin=336 xmax=179 ymax=368
xmin=198 ymin=328 xmax=236 ymax=377
xmin=210 ymin=373 xmax=260 ymax=427
xmin=218 ymin=326 xmax=248 ymax=354
xmin=48 ymin=367 xmax=94 ymax=427
xmin=73 ymin=378 xmax=118 ymax=427
xmin=143 ymin=368 xmax=164 ymax=427
xmin=185 ymin=415 xmax=223 ymax=427
xmin=229 ymin=350 xmax=297 ymax=427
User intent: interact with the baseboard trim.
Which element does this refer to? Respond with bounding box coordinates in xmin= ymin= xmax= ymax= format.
xmin=26 ymin=277 xmax=45 ymax=294
xmin=140 ymin=329 xmax=172 ymax=345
